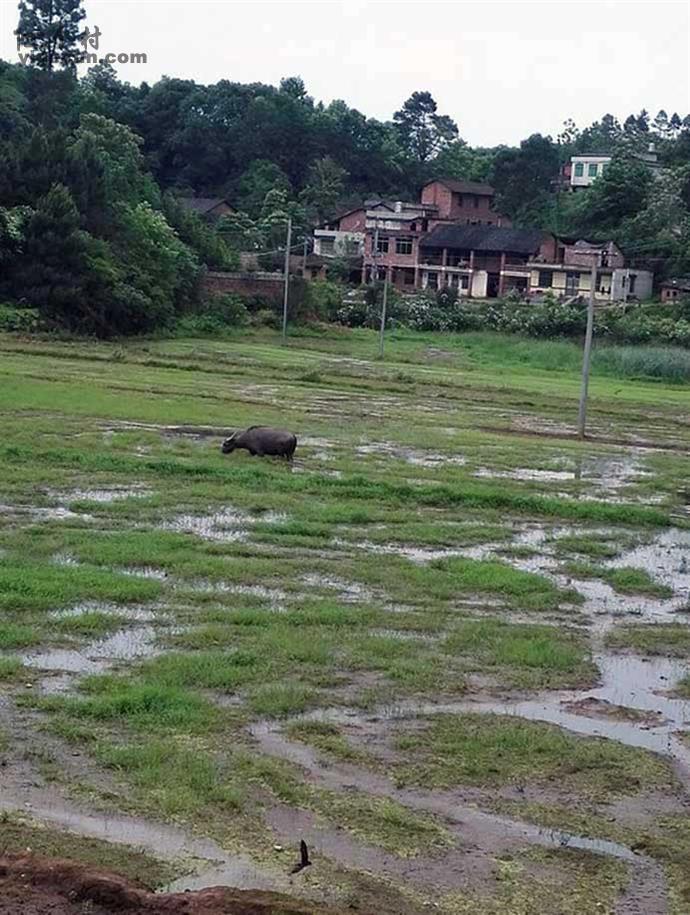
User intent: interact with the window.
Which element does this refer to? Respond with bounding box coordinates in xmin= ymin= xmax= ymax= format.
xmin=538 ymin=270 xmax=553 ymax=288
xmin=628 ymin=274 xmax=637 ymax=294
xmin=320 ymin=237 xmax=335 ymax=255
xmin=427 ymin=272 xmax=438 ymax=289
xmin=396 ymin=237 xmax=413 ymax=255
xmin=345 ymin=239 xmax=360 ymax=256
xmin=588 ymin=163 xmax=598 ymax=177
xmin=376 ymin=236 xmax=389 ymax=253
xmin=565 ymin=272 xmax=580 ymax=295
xmin=473 ymin=196 xmax=480 ymax=209
xmin=574 ymin=162 xmax=585 ymax=178
xmin=455 ymin=193 xmax=464 ymax=207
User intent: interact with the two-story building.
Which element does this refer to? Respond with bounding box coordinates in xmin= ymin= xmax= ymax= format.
xmin=528 ymin=239 xmax=653 ymax=302
xmin=417 ymin=225 xmax=554 ymax=297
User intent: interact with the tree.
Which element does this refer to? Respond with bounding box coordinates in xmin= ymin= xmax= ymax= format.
xmin=11 ymin=183 xmax=93 ymax=323
xmin=234 ymin=159 xmax=292 ymax=218
xmin=300 ymin=156 xmax=347 ymax=224
xmin=490 ymin=134 xmax=560 ymax=221
xmin=576 ymin=158 xmax=652 ymax=235
xmin=15 ymin=0 xmax=86 ymax=72
xmin=393 ymin=91 xmax=459 ymax=163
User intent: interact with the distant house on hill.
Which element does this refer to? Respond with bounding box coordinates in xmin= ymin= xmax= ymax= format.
xmin=660 ymin=277 xmax=690 ymax=302
xmin=177 ymin=197 xmax=235 ymax=220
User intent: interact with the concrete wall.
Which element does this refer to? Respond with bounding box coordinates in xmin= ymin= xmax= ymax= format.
xmin=611 ymin=269 xmax=654 ymax=302
xmin=314 ymin=230 xmax=364 ymax=257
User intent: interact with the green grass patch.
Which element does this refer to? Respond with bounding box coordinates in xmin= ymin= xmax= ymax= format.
xmin=0 ymin=622 xmax=39 ymax=649
xmin=445 ymin=618 xmax=595 ymax=688
xmin=606 ymin=623 xmax=690 ymax=657
xmin=247 ymin=682 xmax=318 ymax=718
xmin=394 ymin=713 xmax=672 ymax=800
xmin=0 ymin=657 xmax=24 ymax=680
xmin=40 ymin=677 xmax=219 ymax=733
xmin=565 ymin=561 xmax=672 ymax=597
xmin=0 ymin=558 xmax=162 ymax=613
xmin=96 ymin=740 xmax=243 ymax=818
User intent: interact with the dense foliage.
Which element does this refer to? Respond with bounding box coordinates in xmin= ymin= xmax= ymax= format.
xmin=2 ymin=0 xmax=690 ymax=336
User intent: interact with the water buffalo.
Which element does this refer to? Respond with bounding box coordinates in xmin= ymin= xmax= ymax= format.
xmin=221 ymin=426 xmax=297 ymax=461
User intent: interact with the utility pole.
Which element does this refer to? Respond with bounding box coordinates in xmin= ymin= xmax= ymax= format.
xmin=379 ymin=270 xmax=389 ymax=358
xmin=577 ymin=261 xmax=597 ymax=438
xmin=302 ymin=236 xmax=308 ymax=276
xmin=282 ymin=216 xmax=292 ymax=343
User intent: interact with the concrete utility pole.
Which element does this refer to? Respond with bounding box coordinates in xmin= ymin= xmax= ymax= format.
xmin=282 ymin=216 xmax=292 ymax=342
xmin=302 ymin=236 xmax=308 ymax=275
xmin=379 ymin=270 xmax=389 ymax=358
xmin=577 ymin=261 xmax=597 ymax=438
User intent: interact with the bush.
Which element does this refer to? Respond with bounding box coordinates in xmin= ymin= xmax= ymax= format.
xmin=175 ymin=293 xmax=249 ymax=336
xmin=0 ymin=303 xmax=41 ymax=333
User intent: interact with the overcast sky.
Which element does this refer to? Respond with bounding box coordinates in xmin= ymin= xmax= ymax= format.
xmin=2 ymin=0 xmax=689 ymax=146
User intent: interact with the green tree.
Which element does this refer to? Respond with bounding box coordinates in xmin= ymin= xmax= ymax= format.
xmin=577 ymin=158 xmax=652 ymax=235
xmin=300 ymin=156 xmax=347 ymax=224
xmin=393 ymin=91 xmax=459 ymax=164
xmin=235 ymin=159 xmax=292 ymax=218
xmin=15 ymin=0 xmax=86 ymax=72
xmin=11 ymin=183 xmax=93 ymax=324
xmin=490 ymin=134 xmax=560 ymax=221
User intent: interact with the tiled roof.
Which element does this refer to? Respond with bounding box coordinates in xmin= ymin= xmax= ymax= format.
xmin=178 ymin=197 xmax=232 ymax=214
xmin=426 ymin=178 xmax=496 ymax=196
xmin=419 ymin=224 xmax=545 ymax=255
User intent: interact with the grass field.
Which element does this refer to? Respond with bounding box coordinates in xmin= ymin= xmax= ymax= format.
xmin=1 ymin=326 xmax=689 ymax=914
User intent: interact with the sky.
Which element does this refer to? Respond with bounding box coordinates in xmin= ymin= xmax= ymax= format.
xmin=2 ymin=0 xmax=689 ymax=147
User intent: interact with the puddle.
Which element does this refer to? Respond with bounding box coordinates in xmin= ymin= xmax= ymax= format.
xmin=362 ymin=652 xmax=690 ymax=779
xmin=301 ymin=573 xmax=373 ymax=603
xmin=0 ymin=504 xmax=94 ymax=523
xmin=48 ymin=602 xmax=159 ymax=623
xmin=355 ymin=442 xmax=465 ymax=467
xmin=252 ymin=720 xmax=652 ymax=870
xmin=163 ymin=507 xmax=288 ymax=543
xmin=474 ymin=455 xmax=653 ymax=501
xmin=52 ymin=485 xmax=152 ymax=504
xmin=22 ymin=626 xmax=165 ymax=674
xmin=180 ymin=580 xmax=288 ymax=607
xmin=0 ymin=788 xmax=281 ymax=894
xmin=121 ymin=566 xmax=169 ymax=580
xmin=607 ymin=528 xmax=690 ymax=607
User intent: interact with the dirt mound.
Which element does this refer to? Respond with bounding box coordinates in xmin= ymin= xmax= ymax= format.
xmin=0 ymin=853 xmax=344 ymax=915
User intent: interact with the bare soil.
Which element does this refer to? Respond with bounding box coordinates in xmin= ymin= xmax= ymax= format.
xmin=0 ymin=853 xmax=344 ymax=915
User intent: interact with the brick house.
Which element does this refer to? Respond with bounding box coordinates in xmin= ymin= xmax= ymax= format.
xmin=660 ymin=277 xmax=690 ymax=302
xmin=420 ymin=178 xmax=511 ymax=228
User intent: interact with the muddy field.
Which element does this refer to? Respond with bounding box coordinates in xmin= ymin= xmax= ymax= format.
xmin=0 ymin=329 xmax=689 ymax=914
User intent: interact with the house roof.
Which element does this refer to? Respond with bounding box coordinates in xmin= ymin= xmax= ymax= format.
xmin=419 ymin=224 xmax=546 ymax=255
xmin=178 ymin=197 xmax=233 ymax=214
xmin=661 ymin=276 xmax=690 ymax=290
xmin=425 ymin=178 xmax=496 ymax=197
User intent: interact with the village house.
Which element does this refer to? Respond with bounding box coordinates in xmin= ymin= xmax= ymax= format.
xmin=568 ymin=145 xmax=663 ymax=191
xmin=528 ymin=239 xmax=653 ymax=302
xmin=660 ymin=277 xmax=690 ymax=302
xmin=417 ymin=225 xmax=552 ymax=297
xmin=177 ymin=197 xmax=235 ymax=220
xmin=306 ymin=179 xmax=652 ymax=300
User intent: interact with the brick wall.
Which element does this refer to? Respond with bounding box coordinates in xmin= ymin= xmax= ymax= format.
xmin=203 ymin=271 xmax=285 ymax=304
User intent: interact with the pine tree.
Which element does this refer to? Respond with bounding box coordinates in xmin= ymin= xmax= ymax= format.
xmin=15 ymin=0 xmax=86 ymax=73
